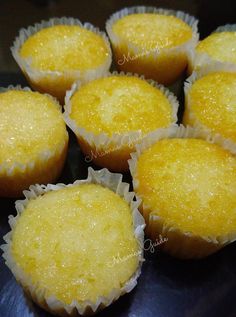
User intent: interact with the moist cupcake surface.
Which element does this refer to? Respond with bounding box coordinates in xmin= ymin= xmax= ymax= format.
xmin=2 ymin=168 xmax=144 ymax=316
xmin=184 ymin=71 xmax=236 ymax=142
xmin=190 ymin=25 xmax=236 ymax=73
xmin=129 ymin=126 xmax=236 ymax=259
xmin=196 ymin=32 xmax=236 ymax=64
xmin=111 ymin=14 xmax=192 ymax=49
xmin=12 ymin=18 xmax=111 ymax=102
xmin=20 ymin=25 xmax=109 ymax=72
xmin=64 ymin=73 xmax=178 ymax=172
xmin=0 ymin=87 xmax=68 ymax=197
xmin=106 ymin=7 xmax=198 ymax=85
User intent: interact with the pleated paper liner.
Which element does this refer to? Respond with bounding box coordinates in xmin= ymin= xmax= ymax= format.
xmin=63 ymin=71 xmax=179 ymax=172
xmin=106 ymin=6 xmax=199 ymax=85
xmin=0 ymin=85 xmax=68 ymax=197
xmin=11 ymin=17 xmax=112 ymax=103
xmin=188 ymin=24 xmax=236 ymax=75
xmin=1 ymin=167 xmax=145 ymax=316
xmin=183 ymin=63 xmax=236 ymax=139
xmin=128 ymin=124 xmax=236 ymax=259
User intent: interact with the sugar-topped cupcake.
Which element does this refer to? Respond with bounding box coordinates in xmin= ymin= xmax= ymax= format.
xmin=12 ymin=18 xmax=112 ymax=103
xmin=64 ymin=72 xmax=179 ymax=172
xmin=184 ymin=71 xmax=236 ymax=142
xmin=0 ymin=86 xmax=68 ymax=197
xmin=189 ymin=24 xmax=236 ymax=73
xmin=106 ymin=6 xmax=198 ymax=85
xmin=129 ymin=125 xmax=236 ymax=259
xmin=2 ymin=168 xmax=145 ymax=316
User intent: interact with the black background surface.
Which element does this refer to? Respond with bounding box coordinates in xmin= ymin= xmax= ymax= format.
xmin=1 ymin=1 xmax=236 ymax=317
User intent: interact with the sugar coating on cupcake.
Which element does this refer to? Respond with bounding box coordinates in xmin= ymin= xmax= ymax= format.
xmin=0 ymin=89 xmax=68 ymax=197
xmin=11 ymin=183 xmax=140 ymax=304
xmin=196 ymin=31 xmax=236 ymax=65
xmin=20 ymin=25 xmax=110 ymax=72
xmin=112 ymin=13 xmax=193 ymax=50
xmin=184 ymin=72 xmax=236 ymax=142
xmin=106 ymin=9 xmax=197 ymax=85
xmin=69 ymin=75 xmax=175 ymax=136
xmin=0 ymin=90 xmax=67 ymax=167
xmin=135 ymin=138 xmax=236 ymax=238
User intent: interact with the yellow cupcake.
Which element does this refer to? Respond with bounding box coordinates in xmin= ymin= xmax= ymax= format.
xmin=189 ymin=24 xmax=236 ymax=73
xmin=106 ymin=7 xmax=198 ymax=85
xmin=2 ymin=167 xmax=145 ymax=316
xmin=184 ymin=71 xmax=236 ymax=142
xmin=12 ymin=18 xmax=111 ymax=103
xmin=129 ymin=125 xmax=236 ymax=259
xmin=0 ymin=87 xmax=68 ymax=197
xmin=64 ymin=72 xmax=179 ymax=172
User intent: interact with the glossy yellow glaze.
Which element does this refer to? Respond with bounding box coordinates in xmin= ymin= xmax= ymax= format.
xmin=11 ymin=183 xmax=139 ymax=304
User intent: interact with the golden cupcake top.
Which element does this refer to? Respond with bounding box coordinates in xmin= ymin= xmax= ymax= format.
xmin=185 ymin=72 xmax=236 ymax=142
xmin=111 ymin=13 xmax=193 ymax=50
xmin=20 ymin=25 xmax=110 ymax=72
xmin=69 ymin=75 xmax=176 ymax=136
xmin=0 ymin=89 xmax=68 ymax=167
xmin=196 ymin=31 xmax=236 ymax=64
xmin=11 ymin=183 xmax=139 ymax=304
xmin=135 ymin=138 xmax=236 ymax=237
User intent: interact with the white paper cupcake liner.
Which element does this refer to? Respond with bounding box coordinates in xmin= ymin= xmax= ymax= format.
xmin=11 ymin=17 xmax=112 ymax=84
xmin=106 ymin=6 xmax=199 ymax=62
xmin=128 ymin=124 xmax=236 ymax=258
xmin=0 ymin=85 xmax=68 ymax=178
xmin=1 ymin=167 xmax=145 ymax=316
xmin=184 ymin=66 xmax=236 ymax=139
xmin=189 ymin=24 xmax=236 ymax=74
xmin=214 ymin=23 xmax=236 ymax=33
xmin=63 ymin=71 xmax=179 ymax=163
